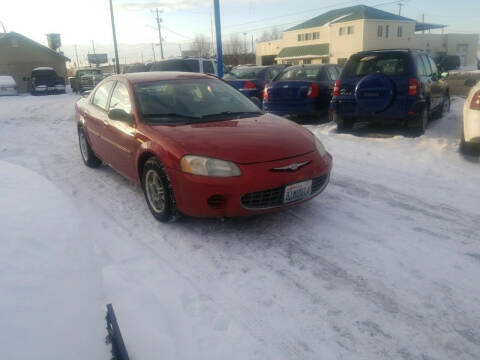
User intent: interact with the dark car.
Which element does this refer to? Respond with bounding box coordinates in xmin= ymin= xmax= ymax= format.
xmin=330 ymin=49 xmax=450 ymax=135
xmin=434 ymin=54 xmax=460 ymax=72
xmin=223 ymin=65 xmax=286 ymax=102
xmin=75 ymin=72 xmax=332 ymax=222
xmin=30 ymin=67 xmax=66 ymax=95
xmin=149 ymin=58 xmax=227 ymax=76
xmin=69 ymin=68 xmax=105 ymax=94
xmin=263 ymin=64 xmax=342 ymax=118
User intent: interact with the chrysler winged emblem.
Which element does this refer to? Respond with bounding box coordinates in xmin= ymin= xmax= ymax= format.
xmin=271 ymin=160 xmax=311 ymax=172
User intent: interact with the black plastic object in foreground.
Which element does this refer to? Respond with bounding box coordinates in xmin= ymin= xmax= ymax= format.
xmin=106 ymin=304 xmax=130 ymax=360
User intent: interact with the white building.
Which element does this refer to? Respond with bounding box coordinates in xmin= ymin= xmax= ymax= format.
xmin=256 ymin=5 xmax=478 ymax=67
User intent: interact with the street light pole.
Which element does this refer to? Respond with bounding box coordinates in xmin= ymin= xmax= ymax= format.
xmin=155 ymin=8 xmax=164 ymax=60
xmin=74 ymin=44 xmax=80 ymax=68
xmin=109 ymin=0 xmax=121 ymax=74
xmin=213 ymin=0 xmax=223 ymax=77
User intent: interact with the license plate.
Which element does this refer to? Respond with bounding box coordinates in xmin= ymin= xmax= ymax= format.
xmin=284 ymin=180 xmax=312 ymax=204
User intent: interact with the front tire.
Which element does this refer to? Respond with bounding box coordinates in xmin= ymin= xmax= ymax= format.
xmin=439 ymin=93 xmax=451 ymax=117
xmin=142 ymin=158 xmax=178 ymax=223
xmin=78 ymin=127 xmax=102 ymax=168
xmin=411 ymin=105 xmax=430 ymax=136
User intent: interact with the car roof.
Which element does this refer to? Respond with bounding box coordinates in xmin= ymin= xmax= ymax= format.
xmin=32 ymin=67 xmax=55 ymax=72
xmin=118 ymin=71 xmax=215 ymax=84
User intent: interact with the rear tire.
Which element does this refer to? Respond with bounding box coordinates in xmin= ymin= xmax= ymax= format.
xmin=411 ymin=105 xmax=430 ymax=136
xmin=142 ymin=158 xmax=178 ymax=223
xmin=460 ymin=124 xmax=480 ymax=156
xmin=78 ymin=127 xmax=102 ymax=168
xmin=438 ymin=93 xmax=451 ymax=117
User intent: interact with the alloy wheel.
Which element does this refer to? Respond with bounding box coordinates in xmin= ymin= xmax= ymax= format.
xmin=145 ymin=169 xmax=166 ymax=213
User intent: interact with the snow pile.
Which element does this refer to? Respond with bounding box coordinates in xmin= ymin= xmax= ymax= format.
xmin=0 ymin=160 xmax=109 ymax=360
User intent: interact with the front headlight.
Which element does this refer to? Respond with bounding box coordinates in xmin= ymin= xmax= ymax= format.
xmin=315 ymin=137 xmax=327 ymax=157
xmin=180 ymin=155 xmax=242 ymax=177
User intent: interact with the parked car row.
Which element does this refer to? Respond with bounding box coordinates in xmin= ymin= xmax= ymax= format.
xmin=73 ymin=47 xmax=479 ymax=223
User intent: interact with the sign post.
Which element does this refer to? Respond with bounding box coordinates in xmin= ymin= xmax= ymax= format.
xmin=213 ymin=0 xmax=223 ymax=78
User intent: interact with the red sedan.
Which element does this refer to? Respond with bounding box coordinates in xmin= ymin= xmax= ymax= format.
xmin=75 ymin=72 xmax=332 ymax=222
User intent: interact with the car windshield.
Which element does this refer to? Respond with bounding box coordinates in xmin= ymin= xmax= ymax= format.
xmin=134 ymin=78 xmax=261 ymax=124
xmin=78 ymin=70 xmax=102 ymax=76
xmin=276 ymin=67 xmax=322 ymax=81
xmin=343 ymin=53 xmax=409 ymax=77
xmin=224 ymin=67 xmax=265 ymax=79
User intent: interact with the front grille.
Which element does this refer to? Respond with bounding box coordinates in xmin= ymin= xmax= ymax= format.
xmin=241 ymin=186 xmax=284 ymax=209
xmin=241 ymin=174 xmax=329 ymax=210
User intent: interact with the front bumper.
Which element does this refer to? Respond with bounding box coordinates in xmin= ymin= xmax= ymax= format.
xmin=166 ymin=152 xmax=332 ymax=218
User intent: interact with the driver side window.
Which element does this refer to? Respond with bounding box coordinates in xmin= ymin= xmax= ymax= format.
xmin=109 ymin=82 xmax=132 ymax=114
xmin=92 ymin=81 xmax=114 ymax=110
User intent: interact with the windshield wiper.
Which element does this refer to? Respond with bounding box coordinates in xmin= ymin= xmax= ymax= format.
xmin=143 ymin=113 xmax=201 ymax=121
xmin=201 ymin=111 xmax=262 ymax=119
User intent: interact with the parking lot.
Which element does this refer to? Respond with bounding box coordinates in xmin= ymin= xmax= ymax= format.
xmin=1 ymin=92 xmax=479 ymax=360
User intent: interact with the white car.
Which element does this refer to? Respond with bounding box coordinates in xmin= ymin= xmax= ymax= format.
xmin=462 ymin=79 xmax=480 ymax=154
xmin=0 ymin=75 xmax=19 ymax=96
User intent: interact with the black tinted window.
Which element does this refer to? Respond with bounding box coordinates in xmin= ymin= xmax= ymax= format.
xmin=326 ymin=67 xmax=339 ymax=80
xmin=151 ymin=60 xmax=185 ymax=71
xmin=184 ymin=60 xmax=200 ymax=72
xmin=427 ymin=56 xmax=438 ymax=75
xmin=224 ymin=67 xmax=265 ymax=80
xmin=202 ymin=61 xmax=215 ymax=74
xmin=343 ymin=53 xmax=408 ymax=77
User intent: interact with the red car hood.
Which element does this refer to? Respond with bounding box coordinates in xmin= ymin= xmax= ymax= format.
xmin=147 ymin=113 xmax=316 ymax=164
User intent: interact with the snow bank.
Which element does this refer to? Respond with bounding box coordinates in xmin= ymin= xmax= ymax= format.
xmin=0 ymin=160 xmax=109 ymax=360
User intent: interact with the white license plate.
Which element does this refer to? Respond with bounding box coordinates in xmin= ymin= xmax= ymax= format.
xmin=284 ymin=180 xmax=312 ymax=204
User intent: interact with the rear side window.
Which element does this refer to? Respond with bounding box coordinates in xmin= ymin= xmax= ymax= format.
xmin=427 ymin=56 xmax=438 ymax=75
xmin=416 ymin=56 xmax=427 ymax=76
xmin=422 ymin=55 xmax=433 ymax=76
xmin=277 ymin=67 xmax=323 ymax=81
xmin=225 ymin=67 xmax=265 ymax=80
xmin=92 ymin=81 xmax=114 ymax=110
xmin=202 ymin=61 xmax=215 ymax=74
xmin=184 ymin=59 xmax=200 ymax=72
xmin=326 ymin=67 xmax=339 ymax=81
xmin=342 ymin=53 xmax=408 ymax=77
xmin=267 ymin=68 xmax=282 ymax=80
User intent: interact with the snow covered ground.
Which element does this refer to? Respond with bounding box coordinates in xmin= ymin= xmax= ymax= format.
xmin=0 ymin=93 xmax=479 ymax=360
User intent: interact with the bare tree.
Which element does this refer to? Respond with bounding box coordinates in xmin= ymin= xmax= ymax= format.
xmin=223 ymin=34 xmax=243 ymax=55
xmin=258 ymin=27 xmax=282 ymax=42
xmin=190 ymin=34 xmax=212 ymax=58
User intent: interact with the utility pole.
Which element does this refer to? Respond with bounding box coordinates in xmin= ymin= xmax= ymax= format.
xmin=74 ymin=44 xmax=80 ymax=68
xmin=151 ymin=43 xmax=156 ymax=62
xmin=92 ymin=40 xmax=96 ymax=54
xmin=251 ymin=34 xmax=254 ymax=55
xmin=243 ymin=32 xmax=247 ymax=54
xmin=422 ymin=14 xmax=425 ymax=34
xmin=155 ymin=8 xmax=164 ymax=59
xmin=109 ymin=0 xmax=121 ymax=74
xmin=0 ymin=20 xmax=6 ymax=33
xmin=213 ymin=0 xmax=223 ymax=77
xmin=398 ymin=1 xmax=404 ymax=16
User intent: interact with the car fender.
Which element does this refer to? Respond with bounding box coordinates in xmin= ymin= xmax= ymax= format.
xmin=135 ymin=139 xmax=180 ymax=183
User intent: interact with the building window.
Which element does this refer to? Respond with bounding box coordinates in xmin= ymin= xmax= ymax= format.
xmin=313 ymin=32 xmax=320 ymax=40
xmin=347 ymin=26 xmax=354 ymax=35
xmin=386 ymin=25 xmax=390 ymax=38
xmin=377 ymin=25 xmax=383 ymax=38
xmin=305 ymin=33 xmax=312 ymax=41
xmin=303 ymin=59 xmax=312 ymax=64
xmin=337 ymin=58 xmax=348 ymax=66
xmin=298 ymin=34 xmax=301 ymax=42
xmin=397 ymin=26 xmax=403 ymax=37
xmin=339 ymin=27 xmax=346 ymax=36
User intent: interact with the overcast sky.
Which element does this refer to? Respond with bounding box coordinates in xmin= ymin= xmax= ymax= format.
xmin=1 ymin=0 xmax=478 ymax=63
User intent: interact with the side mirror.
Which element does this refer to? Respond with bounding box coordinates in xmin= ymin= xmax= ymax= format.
xmin=464 ymin=78 xmax=477 ymax=87
xmin=250 ymin=96 xmax=262 ymax=108
xmin=108 ymin=109 xmax=134 ymax=124
xmin=441 ymin=71 xmax=449 ymax=79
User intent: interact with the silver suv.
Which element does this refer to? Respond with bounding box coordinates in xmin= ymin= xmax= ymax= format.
xmin=149 ymin=57 xmax=227 ymax=76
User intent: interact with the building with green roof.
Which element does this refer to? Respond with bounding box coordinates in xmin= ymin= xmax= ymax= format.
xmin=256 ymin=4 xmax=478 ymax=68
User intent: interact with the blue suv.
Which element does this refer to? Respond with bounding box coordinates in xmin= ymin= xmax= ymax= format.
xmin=330 ymin=49 xmax=450 ymax=135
